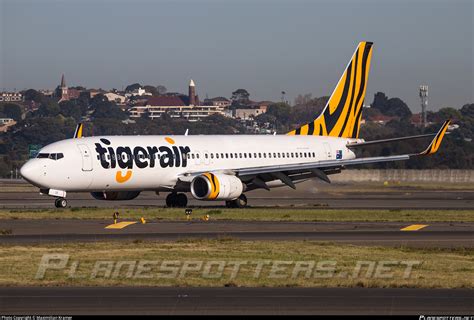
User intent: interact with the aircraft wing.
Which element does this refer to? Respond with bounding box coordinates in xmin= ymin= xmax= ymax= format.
xmin=179 ymin=120 xmax=450 ymax=188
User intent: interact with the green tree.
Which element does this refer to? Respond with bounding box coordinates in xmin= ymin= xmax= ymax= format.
xmin=231 ymin=89 xmax=250 ymax=106
xmin=143 ymin=85 xmax=159 ymax=96
xmin=371 ymin=92 xmax=412 ymax=119
xmin=460 ymin=104 xmax=474 ymax=118
xmin=125 ymin=83 xmax=141 ymax=92
xmin=1 ymin=103 xmax=22 ymax=120
xmin=90 ymin=96 xmax=127 ymax=120
xmin=290 ymin=96 xmax=328 ymax=125
xmin=429 ymin=107 xmax=462 ymax=122
xmin=59 ymin=100 xmax=84 ymax=121
xmin=266 ymin=103 xmax=291 ymax=123
xmin=156 ymin=85 xmax=167 ymax=95
xmin=37 ymin=99 xmax=60 ymax=117
xmin=22 ymin=89 xmax=44 ymax=103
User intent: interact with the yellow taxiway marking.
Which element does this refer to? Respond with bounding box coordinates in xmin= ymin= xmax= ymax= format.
xmin=400 ymin=224 xmax=428 ymax=231
xmin=105 ymin=221 xmax=137 ymax=229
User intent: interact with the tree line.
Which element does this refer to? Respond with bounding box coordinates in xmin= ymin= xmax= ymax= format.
xmin=0 ymin=89 xmax=472 ymax=177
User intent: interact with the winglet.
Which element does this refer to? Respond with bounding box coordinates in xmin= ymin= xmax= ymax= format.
xmin=73 ymin=123 xmax=84 ymax=139
xmin=419 ymin=120 xmax=450 ymax=155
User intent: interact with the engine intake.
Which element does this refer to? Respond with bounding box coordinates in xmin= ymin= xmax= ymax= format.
xmin=90 ymin=191 xmax=141 ymax=201
xmin=191 ymin=173 xmax=243 ymax=200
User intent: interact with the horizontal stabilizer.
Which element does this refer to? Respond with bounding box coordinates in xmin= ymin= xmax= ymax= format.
xmin=347 ymin=133 xmax=437 ymax=148
xmin=348 ymin=121 xmax=451 ymax=150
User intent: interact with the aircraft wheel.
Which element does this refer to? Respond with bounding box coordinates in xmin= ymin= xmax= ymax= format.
xmin=234 ymin=194 xmax=248 ymax=208
xmin=166 ymin=193 xmax=177 ymax=207
xmin=176 ymin=193 xmax=188 ymax=208
xmin=226 ymin=194 xmax=247 ymax=208
xmin=55 ymin=198 xmax=67 ymax=208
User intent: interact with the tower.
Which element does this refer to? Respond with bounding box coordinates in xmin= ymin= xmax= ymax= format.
xmin=419 ymin=85 xmax=428 ymax=127
xmin=189 ymin=79 xmax=196 ymax=106
xmin=56 ymin=74 xmax=68 ymax=101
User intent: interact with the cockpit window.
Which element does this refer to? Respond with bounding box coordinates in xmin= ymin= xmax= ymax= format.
xmin=37 ymin=153 xmax=64 ymax=160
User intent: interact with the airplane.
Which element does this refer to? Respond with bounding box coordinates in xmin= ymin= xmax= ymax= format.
xmin=20 ymin=42 xmax=451 ymax=208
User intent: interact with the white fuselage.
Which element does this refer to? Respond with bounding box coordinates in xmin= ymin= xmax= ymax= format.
xmin=20 ymin=135 xmax=357 ymax=193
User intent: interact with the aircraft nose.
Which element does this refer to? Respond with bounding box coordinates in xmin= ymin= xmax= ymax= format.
xmin=20 ymin=160 xmax=42 ymax=186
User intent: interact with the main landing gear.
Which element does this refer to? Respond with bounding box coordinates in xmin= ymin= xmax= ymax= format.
xmin=166 ymin=193 xmax=188 ymax=208
xmin=54 ymin=198 xmax=68 ymax=208
xmin=226 ymin=194 xmax=248 ymax=208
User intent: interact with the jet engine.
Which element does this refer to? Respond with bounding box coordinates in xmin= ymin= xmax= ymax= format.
xmin=190 ymin=173 xmax=243 ymax=200
xmin=90 ymin=191 xmax=141 ymax=201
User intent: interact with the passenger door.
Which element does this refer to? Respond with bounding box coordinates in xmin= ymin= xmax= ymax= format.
xmin=77 ymin=144 xmax=93 ymax=171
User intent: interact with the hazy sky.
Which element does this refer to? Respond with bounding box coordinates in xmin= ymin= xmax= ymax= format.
xmin=1 ymin=0 xmax=473 ymax=112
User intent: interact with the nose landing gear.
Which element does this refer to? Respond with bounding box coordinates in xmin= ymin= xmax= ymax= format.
xmin=165 ymin=193 xmax=188 ymax=208
xmin=54 ymin=198 xmax=68 ymax=208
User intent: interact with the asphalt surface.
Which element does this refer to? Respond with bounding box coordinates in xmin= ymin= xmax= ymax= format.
xmin=1 ymin=287 xmax=472 ymax=315
xmin=1 ymin=181 xmax=473 ymax=209
xmin=1 ymin=220 xmax=473 ymax=247
xmin=1 ymin=182 xmax=472 ymax=315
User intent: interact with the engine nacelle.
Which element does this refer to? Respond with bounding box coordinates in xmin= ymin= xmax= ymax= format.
xmin=190 ymin=173 xmax=243 ymax=201
xmin=90 ymin=191 xmax=141 ymax=201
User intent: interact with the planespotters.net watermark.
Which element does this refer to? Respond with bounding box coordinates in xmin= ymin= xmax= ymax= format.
xmin=35 ymin=254 xmax=422 ymax=281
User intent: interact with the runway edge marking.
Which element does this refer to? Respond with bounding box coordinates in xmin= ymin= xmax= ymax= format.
xmin=400 ymin=224 xmax=429 ymax=231
xmin=105 ymin=221 xmax=137 ymax=229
